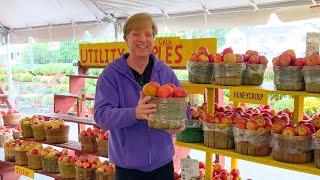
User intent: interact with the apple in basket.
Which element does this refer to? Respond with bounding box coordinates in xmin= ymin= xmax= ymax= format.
xmin=275 ymin=54 xmax=291 ymax=66
xmin=223 ymin=52 xmax=237 ymax=64
xmin=306 ymin=54 xmax=320 ymax=66
xmin=312 ymin=117 xmax=320 ymax=130
xmin=222 ymin=47 xmax=233 ymax=55
xmin=214 ymin=54 xmax=223 ymax=63
xmin=295 ymin=124 xmax=311 ymax=136
xmin=190 ymin=53 xmax=198 ymax=62
xmin=196 ymin=46 xmax=209 ymax=56
xmin=315 ymin=129 xmax=320 ymax=138
xmin=143 ymin=82 xmax=160 ymax=97
xmin=282 ymin=125 xmax=297 ymax=136
xmin=245 ymin=50 xmax=259 ymax=57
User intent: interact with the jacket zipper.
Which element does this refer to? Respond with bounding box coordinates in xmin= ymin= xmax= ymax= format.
xmin=120 ymin=68 xmax=161 ymax=166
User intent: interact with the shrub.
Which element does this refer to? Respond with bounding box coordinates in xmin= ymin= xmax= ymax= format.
xmin=18 ymin=73 xmax=33 ymax=82
xmin=304 ymin=97 xmax=320 ymax=115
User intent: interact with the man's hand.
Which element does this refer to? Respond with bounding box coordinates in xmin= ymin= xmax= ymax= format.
xmin=135 ymin=91 xmax=157 ymax=122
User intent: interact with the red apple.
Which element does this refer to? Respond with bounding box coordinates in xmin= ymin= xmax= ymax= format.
xmin=222 ymin=47 xmax=233 ymax=55
xmin=246 ymin=120 xmax=259 ymax=130
xmin=282 ymin=126 xmax=296 ymax=136
xmin=172 ymin=87 xmax=188 ymax=97
xmin=312 ymin=117 xmax=320 ymax=129
xmin=306 ymin=54 xmax=320 ymax=66
xmin=190 ymin=53 xmax=198 ymax=62
xmin=272 ymin=121 xmax=286 ymax=134
xmin=208 ymin=53 xmax=215 ymax=63
xmin=248 ymin=54 xmax=259 ymax=64
xmin=198 ymin=54 xmax=209 ymax=63
xmin=231 ymin=168 xmax=240 ymax=177
xmin=157 ymin=85 xmax=173 ymax=98
xmin=235 ymin=54 xmax=244 ymax=63
xmin=214 ymin=54 xmax=224 ymax=63
xmin=143 ymin=81 xmax=160 ymax=97
xmin=258 ymin=55 xmax=268 ymax=65
xmin=223 ymin=53 xmax=237 ymax=64
xmin=296 ymin=124 xmax=311 ymax=136
xmin=196 ymin=47 xmax=209 ymax=56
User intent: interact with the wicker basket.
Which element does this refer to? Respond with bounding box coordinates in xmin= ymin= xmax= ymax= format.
xmin=79 ymin=135 xmax=97 ymax=153
xmin=96 ymin=171 xmax=115 ymax=180
xmin=27 ymin=153 xmax=43 ymax=170
xmin=0 ymin=134 xmax=13 ymax=147
xmin=148 ymin=97 xmax=188 ymax=130
xmin=21 ymin=124 xmax=33 ymax=138
xmin=233 ymin=127 xmax=271 ymax=156
xmin=3 ymin=114 xmax=20 ymax=126
xmin=202 ymin=122 xmax=234 ymax=149
xmin=271 ymin=133 xmax=313 ymax=164
xmin=302 ymin=66 xmax=320 ymax=93
xmin=76 ymin=166 xmax=96 ymax=180
xmin=213 ymin=63 xmax=246 ymax=86
xmin=58 ymin=161 xmax=76 ymax=179
xmin=4 ymin=146 xmax=15 ymax=162
xmin=177 ymin=120 xmax=203 ymax=143
xmin=45 ymin=126 xmax=69 ymax=144
xmin=97 ymin=139 xmax=108 ymax=157
xmin=312 ymin=136 xmax=320 ymax=168
xmin=32 ymin=125 xmax=46 ymax=141
xmin=273 ymin=66 xmax=304 ymax=91
xmin=187 ymin=61 xmax=214 ymax=84
xmin=41 ymin=156 xmax=59 ymax=173
xmin=15 ymin=150 xmax=28 ymax=166
xmin=241 ymin=64 xmax=267 ymax=86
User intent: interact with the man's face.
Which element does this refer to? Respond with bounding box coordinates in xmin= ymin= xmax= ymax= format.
xmin=125 ymin=24 xmax=154 ymax=59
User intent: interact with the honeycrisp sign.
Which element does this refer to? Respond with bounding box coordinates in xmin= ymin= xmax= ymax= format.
xmin=79 ymin=37 xmax=217 ymax=68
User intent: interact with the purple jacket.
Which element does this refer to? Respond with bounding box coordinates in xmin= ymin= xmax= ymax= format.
xmin=94 ymin=53 xmax=180 ymax=172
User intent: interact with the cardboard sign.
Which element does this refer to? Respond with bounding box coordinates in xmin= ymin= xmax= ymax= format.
xmin=181 ymin=157 xmax=199 ymax=180
xmin=79 ymin=37 xmax=217 ymax=68
xmin=15 ymin=165 xmax=34 ymax=178
xmin=230 ymin=87 xmax=268 ymax=105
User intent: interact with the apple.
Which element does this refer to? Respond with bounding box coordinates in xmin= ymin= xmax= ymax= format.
xmin=245 ymin=50 xmax=258 ymax=57
xmin=208 ymin=53 xmax=215 ymax=63
xmin=222 ymin=47 xmax=233 ymax=55
xmin=216 ymin=107 xmax=225 ymax=112
xmin=143 ymin=82 xmax=160 ymax=97
xmin=282 ymin=126 xmax=296 ymax=136
xmin=157 ymin=85 xmax=173 ymax=98
xmin=223 ymin=53 xmax=237 ymax=64
xmin=255 ymin=117 xmax=267 ymax=127
xmin=235 ymin=121 xmax=246 ymax=129
xmin=306 ymin=54 xmax=320 ymax=66
xmin=283 ymin=49 xmax=296 ymax=60
xmin=231 ymin=168 xmax=240 ymax=177
xmin=196 ymin=47 xmax=209 ymax=56
xmin=248 ymin=54 xmax=259 ymax=64
xmin=315 ymin=129 xmax=320 ymax=138
xmin=198 ymin=54 xmax=209 ymax=63
xmin=235 ymin=54 xmax=244 ymax=63
xmin=190 ymin=53 xmax=198 ymax=62
xmin=276 ymin=54 xmax=291 ymax=66
xmin=303 ymin=123 xmax=315 ymax=134
xmin=296 ymin=124 xmax=311 ymax=136
xmin=312 ymin=117 xmax=320 ymax=130
xmin=221 ymin=116 xmax=233 ymax=124
xmin=258 ymin=55 xmax=268 ymax=65
xmin=246 ymin=120 xmax=259 ymax=130
xmin=214 ymin=54 xmax=224 ymax=63
xmin=272 ymin=121 xmax=285 ymax=134
xmin=199 ymin=161 xmax=205 ymax=169
xmin=172 ymin=87 xmax=188 ymax=98
xmin=213 ymin=163 xmax=223 ymax=173
xmin=206 ymin=114 xmax=214 ymax=123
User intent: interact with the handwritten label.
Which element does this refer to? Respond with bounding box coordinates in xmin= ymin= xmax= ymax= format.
xmin=79 ymin=37 xmax=217 ymax=68
xmin=15 ymin=165 xmax=34 ymax=178
xmin=230 ymin=87 xmax=268 ymax=105
xmin=181 ymin=157 xmax=199 ymax=180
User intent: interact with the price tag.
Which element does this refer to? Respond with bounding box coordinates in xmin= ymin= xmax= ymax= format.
xmin=15 ymin=165 xmax=34 ymax=178
xmin=181 ymin=157 xmax=199 ymax=180
xmin=230 ymin=87 xmax=268 ymax=105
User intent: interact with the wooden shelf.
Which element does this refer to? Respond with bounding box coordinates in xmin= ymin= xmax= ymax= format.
xmin=176 ymin=141 xmax=320 ymax=176
xmin=181 ymin=81 xmax=320 ymax=98
xmin=67 ymin=74 xmax=98 ymax=79
xmin=40 ymin=113 xmax=97 ymax=126
xmin=54 ymin=93 xmax=95 ymax=100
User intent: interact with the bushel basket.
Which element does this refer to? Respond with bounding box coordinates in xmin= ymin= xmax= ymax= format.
xmin=148 ymin=97 xmax=188 ymax=130
xmin=302 ymin=65 xmax=320 ymax=93
xmin=187 ymin=61 xmax=214 ymax=84
xmin=177 ymin=120 xmax=203 ymax=143
xmin=45 ymin=126 xmax=69 ymax=144
xmin=213 ymin=63 xmax=246 ymax=86
xmin=202 ymin=122 xmax=234 ymax=149
xmin=241 ymin=64 xmax=266 ymax=86
xmin=273 ymin=66 xmax=304 ymax=91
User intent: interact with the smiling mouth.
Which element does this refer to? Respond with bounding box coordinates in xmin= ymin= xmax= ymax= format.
xmin=137 ymin=45 xmax=147 ymax=49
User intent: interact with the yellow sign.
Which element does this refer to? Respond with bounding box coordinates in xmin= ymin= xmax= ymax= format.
xmin=79 ymin=37 xmax=217 ymax=68
xmin=15 ymin=165 xmax=34 ymax=178
xmin=230 ymin=87 xmax=269 ymax=105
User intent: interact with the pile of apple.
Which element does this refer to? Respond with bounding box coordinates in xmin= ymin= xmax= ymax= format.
xmin=20 ymin=115 xmax=43 ymax=125
xmin=189 ymin=46 xmax=215 ymax=63
xmin=272 ymin=49 xmax=306 ymax=67
xmin=96 ymin=161 xmax=115 ymax=174
xmin=97 ymin=129 xmax=108 ymax=141
xmin=15 ymin=141 xmax=42 ymax=152
xmin=189 ymin=102 xmax=207 ymax=120
xmin=41 ymin=146 xmax=63 ymax=159
xmin=212 ymin=163 xmax=241 ymax=180
xmin=80 ymin=127 xmax=100 ymax=137
xmin=4 ymin=139 xmax=24 ymax=156
xmin=58 ymin=154 xmax=78 ymax=164
xmin=43 ymin=118 xmax=67 ymax=130
xmin=75 ymin=155 xmax=101 ymax=169
xmin=142 ymin=81 xmax=188 ymax=98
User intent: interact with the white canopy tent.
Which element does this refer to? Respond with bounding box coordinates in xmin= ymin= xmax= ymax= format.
xmin=0 ymin=0 xmax=320 ymax=43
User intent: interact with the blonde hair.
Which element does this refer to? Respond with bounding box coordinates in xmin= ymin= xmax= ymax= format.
xmin=123 ymin=13 xmax=158 ymax=39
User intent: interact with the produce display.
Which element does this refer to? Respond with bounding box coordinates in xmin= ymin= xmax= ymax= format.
xmin=44 ymin=118 xmax=69 ymax=144
xmin=1 ymin=109 xmax=20 ymax=126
